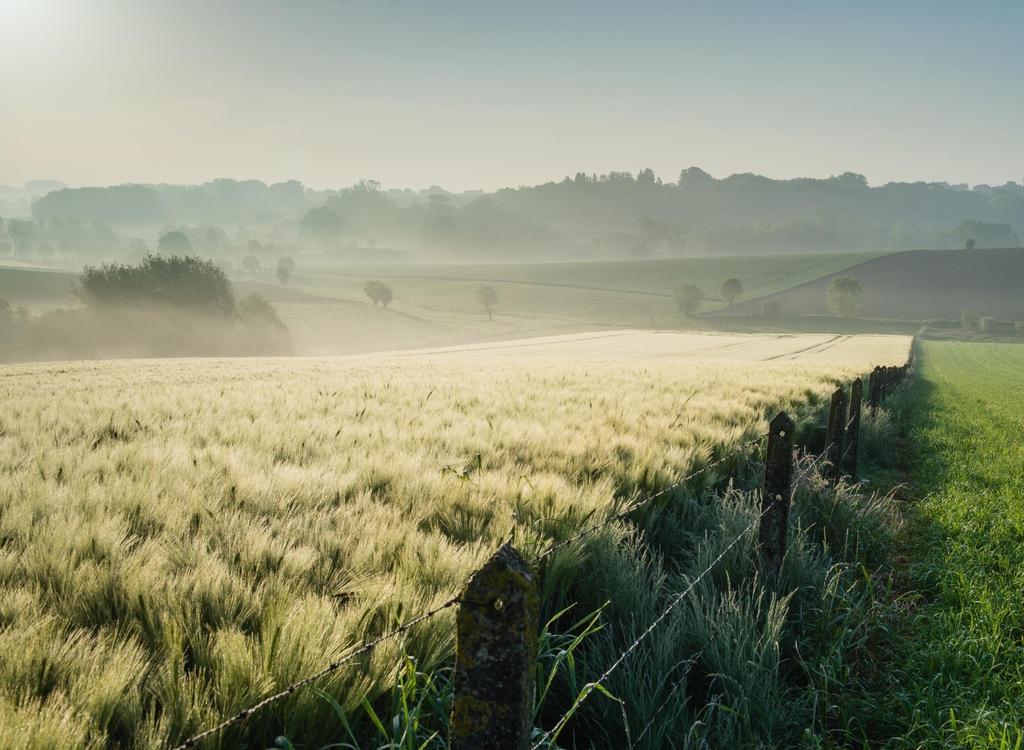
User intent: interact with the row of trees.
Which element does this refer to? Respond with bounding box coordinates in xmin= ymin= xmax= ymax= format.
xmin=671 ymin=275 xmax=864 ymax=319
xmin=673 ymin=277 xmax=745 ymax=316
xmin=361 ymin=280 xmax=498 ymax=319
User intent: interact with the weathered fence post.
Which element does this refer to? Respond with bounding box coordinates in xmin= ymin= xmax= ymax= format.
xmin=758 ymin=411 xmax=794 ymax=579
xmin=824 ymin=386 xmax=848 ymax=480
xmin=843 ymin=378 xmax=863 ymax=479
xmin=868 ymin=366 xmax=881 ymax=411
xmin=451 ymin=544 xmax=539 ymax=750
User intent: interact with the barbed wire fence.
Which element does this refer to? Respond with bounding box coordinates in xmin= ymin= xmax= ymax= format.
xmin=171 ymin=358 xmax=910 ymax=750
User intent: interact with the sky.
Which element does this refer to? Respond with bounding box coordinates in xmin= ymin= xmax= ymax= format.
xmin=1 ymin=0 xmax=1022 ymax=191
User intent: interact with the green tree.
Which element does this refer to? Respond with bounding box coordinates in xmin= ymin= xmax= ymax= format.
xmin=276 ymin=257 xmax=295 ymax=286
xmin=955 ymin=220 xmax=1019 ymax=249
xmin=476 ymin=284 xmax=498 ymax=320
xmin=363 ymin=280 xmax=393 ymax=308
xmin=673 ymin=284 xmax=705 ymax=316
xmin=79 ymin=255 xmax=235 ymax=315
xmin=826 ymin=276 xmax=862 ymax=317
xmin=720 ymin=277 xmax=744 ymax=306
xmin=300 ymin=206 xmax=345 ymax=240
xmin=241 ymin=254 xmax=261 ymax=274
xmin=238 ymin=293 xmax=286 ymax=330
xmin=157 ymin=230 xmax=192 ymax=254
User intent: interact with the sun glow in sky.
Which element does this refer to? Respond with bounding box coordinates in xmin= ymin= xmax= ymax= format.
xmin=1 ymin=0 xmax=1022 ymax=190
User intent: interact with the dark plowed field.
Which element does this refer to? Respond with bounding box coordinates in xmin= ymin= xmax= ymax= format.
xmin=727 ymin=248 xmax=1024 ymax=321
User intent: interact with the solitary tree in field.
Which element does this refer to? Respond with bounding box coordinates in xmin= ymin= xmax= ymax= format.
xmin=673 ymin=284 xmax=705 ymax=316
xmin=241 ymin=254 xmax=261 ymax=274
xmin=157 ymin=230 xmax=192 ymax=255
xmin=826 ymin=276 xmax=862 ymax=317
xmin=276 ymin=257 xmax=296 ymax=286
xmin=476 ymin=284 xmax=498 ymax=320
xmin=965 ymin=238 xmax=977 ymax=250
xmin=720 ymin=277 xmax=744 ymax=306
xmin=364 ymin=280 xmax=394 ymax=308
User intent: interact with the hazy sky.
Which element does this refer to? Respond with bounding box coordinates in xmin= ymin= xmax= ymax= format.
xmin=1 ymin=0 xmax=1022 ymax=191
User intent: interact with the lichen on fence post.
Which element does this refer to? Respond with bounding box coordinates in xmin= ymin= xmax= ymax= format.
xmin=759 ymin=411 xmax=794 ymax=579
xmin=843 ymin=378 xmax=863 ymax=479
xmin=450 ymin=544 xmax=539 ymax=750
xmin=868 ymin=366 xmax=881 ymax=411
xmin=824 ymin=386 xmax=848 ymax=480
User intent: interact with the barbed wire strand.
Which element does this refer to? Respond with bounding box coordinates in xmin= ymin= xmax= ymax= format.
xmin=533 ymin=440 xmax=842 ymax=749
xmin=169 ymin=595 xmax=461 ymax=750
xmin=170 ymin=405 xmax=860 ymax=749
xmin=535 ymin=432 xmax=768 ymax=562
xmin=529 ymin=497 xmax=779 ymax=750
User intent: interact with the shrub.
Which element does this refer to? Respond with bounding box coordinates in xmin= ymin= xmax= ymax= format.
xmin=300 ymin=206 xmax=345 ymax=239
xmin=276 ymin=257 xmax=296 ymax=286
xmin=673 ymin=284 xmax=705 ymax=316
xmin=241 ymin=255 xmax=261 ymax=274
xmin=79 ymin=255 xmax=235 ymax=316
xmin=826 ymin=277 xmax=862 ymax=318
xmin=238 ymin=294 xmax=285 ymax=330
xmin=476 ymin=285 xmax=498 ymax=320
xmin=721 ymin=277 xmax=744 ymax=306
xmin=157 ymin=231 xmax=192 ymax=254
xmin=363 ymin=280 xmax=394 ymax=308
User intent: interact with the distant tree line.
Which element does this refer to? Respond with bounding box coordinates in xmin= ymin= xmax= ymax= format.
xmin=21 ymin=170 xmax=1024 ymax=262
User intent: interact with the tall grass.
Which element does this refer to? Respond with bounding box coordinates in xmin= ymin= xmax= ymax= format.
xmin=0 ymin=338 xmax=908 ymax=747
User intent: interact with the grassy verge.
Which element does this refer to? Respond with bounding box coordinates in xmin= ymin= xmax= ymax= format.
xmin=855 ymin=340 xmax=1024 ymax=747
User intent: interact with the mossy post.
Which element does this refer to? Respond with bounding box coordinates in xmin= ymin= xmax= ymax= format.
xmin=824 ymin=386 xmax=847 ymax=480
xmin=867 ymin=366 xmax=881 ymax=411
xmin=843 ymin=378 xmax=863 ymax=478
xmin=758 ymin=411 xmax=794 ymax=579
xmin=451 ymin=543 xmax=538 ymax=750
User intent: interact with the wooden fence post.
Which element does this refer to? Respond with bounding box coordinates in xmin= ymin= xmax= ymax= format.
xmin=843 ymin=378 xmax=863 ymax=479
xmin=451 ymin=544 xmax=539 ymax=750
xmin=758 ymin=411 xmax=794 ymax=579
xmin=824 ymin=386 xmax=847 ymax=480
xmin=867 ymin=367 xmax=880 ymax=411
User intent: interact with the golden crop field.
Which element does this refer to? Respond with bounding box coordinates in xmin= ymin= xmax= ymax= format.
xmin=0 ymin=331 xmax=910 ymax=748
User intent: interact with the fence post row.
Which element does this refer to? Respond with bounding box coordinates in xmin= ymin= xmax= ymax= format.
xmin=450 ymin=544 xmax=539 ymax=750
xmin=758 ymin=411 xmax=794 ymax=580
xmin=824 ymin=386 xmax=848 ymax=480
xmin=446 ymin=358 xmax=913 ymax=747
xmin=843 ymin=378 xmax=863 ymax=479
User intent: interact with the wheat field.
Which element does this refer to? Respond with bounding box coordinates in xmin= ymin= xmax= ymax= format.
xmin=0 ymin=331 xmax=910 ymax=748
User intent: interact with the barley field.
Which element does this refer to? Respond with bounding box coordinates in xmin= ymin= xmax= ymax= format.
xmin=0 ymin=331 xmax=910 ymax=748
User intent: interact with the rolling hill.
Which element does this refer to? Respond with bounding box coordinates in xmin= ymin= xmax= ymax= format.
xmin=1 ymin=253 xmax=879 ymax=356
xmin=728 ymin=247 xmax=1024 ymax=322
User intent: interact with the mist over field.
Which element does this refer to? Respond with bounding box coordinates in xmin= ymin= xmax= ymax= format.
xmin=3 ymin=2 xmax=1024 ymax=748
xmin=3 ymin=172 xmax=1023 ymax=268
